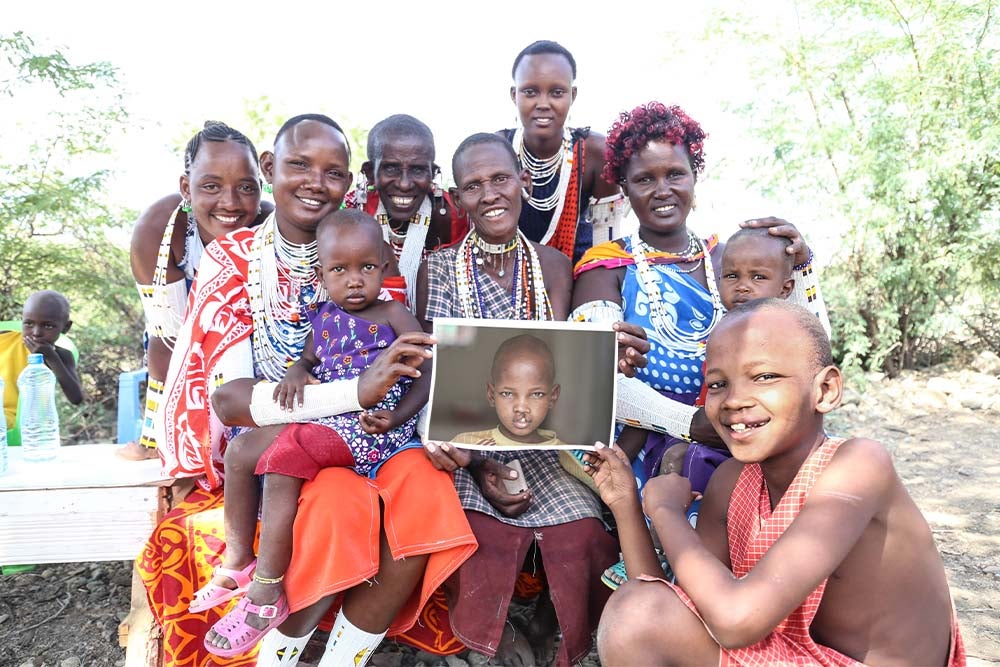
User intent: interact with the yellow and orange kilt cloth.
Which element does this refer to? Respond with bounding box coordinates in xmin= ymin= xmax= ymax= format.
xmin=137 ymin=447 xmax=477 ymax=665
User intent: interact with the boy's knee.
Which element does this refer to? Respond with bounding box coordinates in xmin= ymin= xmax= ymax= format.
xmin=598 ymin=581 xmax=662 ymax=656
xmin=598 ymin=580 xmax=696 ymax=664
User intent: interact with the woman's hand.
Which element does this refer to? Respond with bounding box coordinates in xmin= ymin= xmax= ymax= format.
xmin=585 ymin=442 xmax=639 ymax=511
xmin=422 ymin=440 xmax=473 ymax=472
xmin=471 ymin=458 xmax=532 ymax=518
xmin=358 ymin=331 xmax=435 ymax=408
xmin=741 ymin=217 xmax=810 ymax=266
xmin=613 ymin=321 xmax=649 ymax=377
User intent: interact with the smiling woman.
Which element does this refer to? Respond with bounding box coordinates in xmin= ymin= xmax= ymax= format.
xmin=119 ymin=121 xmax=271 ymax=461
xmin=501 ymin=40 xmax=625 ymax=264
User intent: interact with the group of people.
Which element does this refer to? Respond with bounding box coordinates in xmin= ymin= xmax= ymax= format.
xmin=112 ymin=39 xmax=962 ymax=667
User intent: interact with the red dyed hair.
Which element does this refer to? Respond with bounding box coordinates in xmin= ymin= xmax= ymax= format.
xmin=602 ymin=102 xmax=707 ymax=185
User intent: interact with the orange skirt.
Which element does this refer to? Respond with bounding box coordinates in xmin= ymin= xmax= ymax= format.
xmin=138 ymin=447 xmax=476 ymax=665
xmin=284 ymin=446 xmax=478 ymax=637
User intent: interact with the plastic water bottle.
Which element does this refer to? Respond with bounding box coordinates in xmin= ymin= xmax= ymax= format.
xmin=0 ymin=376 xmax=7 ymax=475
xmin=17 ymin=353 xmax=60 ymax=462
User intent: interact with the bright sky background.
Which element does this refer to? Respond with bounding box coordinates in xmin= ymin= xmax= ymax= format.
xmin=7 ymin=0 xmax=832 ymax=253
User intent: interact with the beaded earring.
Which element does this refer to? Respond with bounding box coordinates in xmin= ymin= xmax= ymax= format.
xmin=432 ymin=170 xmax=447 ymax=215
xmin=180 ymin=199 xmax=192 ymax=213
xmin=263 ymin=183 xmax=273 ymax=194
xmin=355 ymin=171 xmax=369 ymax=205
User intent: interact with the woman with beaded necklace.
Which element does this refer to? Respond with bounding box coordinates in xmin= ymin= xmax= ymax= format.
xmin=502 ymin=40 xmax=627 ymax=265
xmin=119 ymin=121 xmax=272 ymax=461
xmin=345 ymin=114 xmax=470 ymax=307
xmin=571 ymin=101 xmax=830 ymax=587
xmin=140 ymin=114 xmax=476 ymax=667
xmin=415 ymin=132 xmax=622 ymax=667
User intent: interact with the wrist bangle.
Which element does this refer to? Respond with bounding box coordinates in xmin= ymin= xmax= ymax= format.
xmin=794 ymin=248 xmax=814 ymax=272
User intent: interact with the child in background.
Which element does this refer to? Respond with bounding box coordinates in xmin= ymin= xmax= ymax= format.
xmin=201 ymin=209 xmax=431 ymax=657
xmin=590 ymin=299 xmax=964 ymax=666
xmin=451 ymin=334 xmax=562 ymax=448
xmin=1 ymin=290 xmax=83 ymax=437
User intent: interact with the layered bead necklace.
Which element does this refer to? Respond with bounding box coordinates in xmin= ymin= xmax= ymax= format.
xmin=246 ymin=213 xmax=326 ymax=380
xmin=513 ymin=127 xmax=574 ymax=212
xmin=375 ymin=196 xmax=432 ymax=307
xmin=631 ymin=231 xmax=723 ymax=359
xmin=454 ymin=229 xmax=552 ymax=320
xmin=145 ymin=205 xmax=205 ymax=347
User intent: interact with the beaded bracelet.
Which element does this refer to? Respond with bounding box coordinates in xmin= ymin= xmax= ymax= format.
xmin=794 ymin=248 xmax=815 ymax=272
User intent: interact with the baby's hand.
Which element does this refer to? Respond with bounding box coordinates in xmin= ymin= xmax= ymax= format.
xmin=585 ymin=442 xmax=639 ymax=511
xmin=360 ymin=409 xmax=393 ymax=434
xmin=272 ymin=365 xmax=318 ymax=411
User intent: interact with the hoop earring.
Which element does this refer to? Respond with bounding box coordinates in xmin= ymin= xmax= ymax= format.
xmin=521 ymin=187 xmax=530 ymax=201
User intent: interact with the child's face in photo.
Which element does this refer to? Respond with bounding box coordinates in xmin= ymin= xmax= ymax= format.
xmin=487 ymin=354 xmax=560 ymax=441
xmin=719 ymin=238 xmax=794 ymax=309
xmin=22 ymin=297 xmax=69 ymax=346
xmin=316 ymin=225 xmax=386 ymax=312
xmin=703 ymin=310 xmax=830 ymax=464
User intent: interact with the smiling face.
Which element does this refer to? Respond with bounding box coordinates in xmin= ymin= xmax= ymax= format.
xmin=487 ymin=350 xmax=560 ymax=443
xmin=373 ymin=134 xmax=435 ymax=221
xmin=511 ymin=53 xmax=577 ymax=144
xmin=453 ymin=142 xmax=530 ymax=244
xmin=622 ymin=139 xmax=695 ymax=242
xmin=22 ymin=292 xmax=71 ymax=346
xmin=719 ymin=235 xmax=795 ymax=309
xmin=261 ymin=120 xmax=353 ymax=244
xmin=179 ymin=139 xmax=261 ymax=243
xmin=703 ymin=308 xmax=839 ymax=465
xmin=315 ymin=218 xmax=386 ymax=313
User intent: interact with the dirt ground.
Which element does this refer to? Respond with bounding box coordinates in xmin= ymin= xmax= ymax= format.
xmin=1 ymin=365 xmax=998 ymax=667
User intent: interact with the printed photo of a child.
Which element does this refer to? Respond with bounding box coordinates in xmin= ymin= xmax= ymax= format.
xmin=427 ymin=319 xmax=616 ymax=451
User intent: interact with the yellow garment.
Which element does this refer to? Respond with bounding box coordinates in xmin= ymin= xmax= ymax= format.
xmin=451 ymin=426 xmax=562 ymax=447
xmin=0 ymin=331 xmax=29 ymax=428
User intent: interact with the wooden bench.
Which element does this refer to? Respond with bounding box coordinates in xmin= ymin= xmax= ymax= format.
xmin=0 ymin=443 xmax=180 ymax=666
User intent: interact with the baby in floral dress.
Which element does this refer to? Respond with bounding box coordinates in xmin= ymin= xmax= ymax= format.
xmin=205 ymin=210 xmax=431 ymax=657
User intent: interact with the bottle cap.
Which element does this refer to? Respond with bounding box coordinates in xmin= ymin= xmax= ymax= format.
xmin=27 ymin=353 xmax=44 ymax=364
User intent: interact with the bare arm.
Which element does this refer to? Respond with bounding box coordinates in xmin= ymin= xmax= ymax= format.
xmin=130 ymin=194 xmax=184 ymax=285
xmin=570 ymin=263 xmax=624 ymax=311
xmin=50 ymin=347 xmax=83 ymax=404
xmin=646 ymin=438 xmax=893 ymax=649
xmin=415 ymin=260 xmax=432 ymax=332
xmin=584 ymin=132 xmax=620 ymax=200
xmin=535 ymin=243 xmax=572 ymax=319
xmin=379 ymin=301 xmax=432 ymax=428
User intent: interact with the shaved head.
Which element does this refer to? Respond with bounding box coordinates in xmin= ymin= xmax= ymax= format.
xmin=23 ymin=290 xmax=70 ymax=323
xmin=718 ymin=298 xmax=832 ymax=369
xmin=490 ymin=334 xmax=556 ymax=385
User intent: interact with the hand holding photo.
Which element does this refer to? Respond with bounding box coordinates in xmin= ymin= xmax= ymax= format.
xmin=427 ymin=318 xmax=617 ymax=451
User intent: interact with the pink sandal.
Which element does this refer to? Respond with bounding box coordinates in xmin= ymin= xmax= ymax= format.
xmin=205 ymin=593 xmax=290 ymax=657
xmin=188 ymin=559 xmax=257 ymax=613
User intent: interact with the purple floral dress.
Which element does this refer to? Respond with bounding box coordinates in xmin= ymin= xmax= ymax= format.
xmin=307 ymin=301 xmax=416 ymax=474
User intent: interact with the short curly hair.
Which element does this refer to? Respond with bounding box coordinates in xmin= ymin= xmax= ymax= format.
xmin=602 ymin=102 xmax=707 ymax=185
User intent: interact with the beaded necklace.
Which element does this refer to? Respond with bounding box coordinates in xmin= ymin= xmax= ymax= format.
xmin=454 ymin=229 xmax=552 ymax=320
xmin=147 ymin=205 xmax=205 ymax=347
xmin=246 ymin=213 xmax=327 ymax=380
xmin=630 ymin=231 xmax=723 ymax=358
xmin=513 ymin=127 xmax=573 ymax=213
xmin=375 ymin=196 xmax=431 ymax=306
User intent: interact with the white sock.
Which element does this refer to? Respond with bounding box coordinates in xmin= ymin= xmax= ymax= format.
xmin=256 ymin=627 xmax=315 ymax=666
xmin=318 ymin=610 xmax=387 ymax=667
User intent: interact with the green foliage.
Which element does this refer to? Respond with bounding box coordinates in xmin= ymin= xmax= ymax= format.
xmin=1 ymin=32 xmax=141 ymax=442
xmin=716 ymin=0 xmax=1000 ymax=374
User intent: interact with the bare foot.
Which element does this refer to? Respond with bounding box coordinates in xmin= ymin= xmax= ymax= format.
xmin=205 ymin=581 xmax=284 ymax=650
xmin=525 ymin=591 xmax=558 ymax=663
xmin=116 ymin=441 xmax=159 ymax=461
xmin=489 ymin=619 xmax=536 ymax=666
